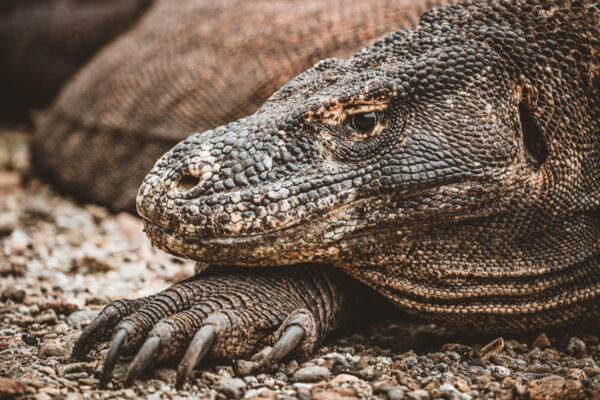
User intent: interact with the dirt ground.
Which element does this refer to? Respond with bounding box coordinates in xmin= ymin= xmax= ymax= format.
xmin=1 ymin=129 xmax=600 ymax=399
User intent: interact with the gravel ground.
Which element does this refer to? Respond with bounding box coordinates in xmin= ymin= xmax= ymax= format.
xmin=1 ymin=129 xmax=600 ymax=400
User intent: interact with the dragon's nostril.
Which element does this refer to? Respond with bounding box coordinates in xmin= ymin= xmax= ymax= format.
xmin=176 ymin=174 xmax=200 ymax=191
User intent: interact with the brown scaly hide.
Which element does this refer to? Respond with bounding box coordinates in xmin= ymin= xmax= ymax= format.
xmin=72 ymin=1 xmax=599 ymax=387
xmin=33 ymin=0 xmax=456 ymax=212
xmin=0 ymin=0 xmax=152 ymax=121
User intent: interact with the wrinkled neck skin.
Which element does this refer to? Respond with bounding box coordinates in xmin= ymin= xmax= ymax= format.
xmin=137 ymin=0 xmax=600 ymax=331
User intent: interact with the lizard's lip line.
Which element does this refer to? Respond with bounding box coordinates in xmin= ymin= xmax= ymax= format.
xmin=141 ymin=217 xmax=303 ymax=244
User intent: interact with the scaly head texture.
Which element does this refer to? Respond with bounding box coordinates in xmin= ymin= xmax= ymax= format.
xmin=138 ymin=0 xmax=600 ymax=332
xmin=0 ymin=0 xmax=151 ymax=121
xmin=32 ymin=0 xmax=455 ymax=211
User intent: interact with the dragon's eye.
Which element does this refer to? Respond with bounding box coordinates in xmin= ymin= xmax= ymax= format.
xmin=350 ymin=112 xmax=377 ymax=133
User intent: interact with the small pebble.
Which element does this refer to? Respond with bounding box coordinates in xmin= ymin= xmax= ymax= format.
xmin=273 ymin=371 xmax=288 ymax=382
xmin=452 ymin=378 xmax=471 ymax=393
xmin=531 ymin=333 xmax=551 ymax=349
xmin=387 ymin=386 xmax=405 ymax=400
xmin=39 ymin=386 xmax=61 ymax=395
xmin=526 ymin=375 xmax=584 ymax=400
xmin=35 ymin=309 xmax=58 ymax=324
xmin=439 ymin=382 xmax=472 ymax=400
xmin=257 ymin=388 xmax=278 ymax=399
xmin=39 ymin=339 xmax=69 ymax=357
xmin=215 ymin=377 xmax=246 ymax=399
xmin=8 ymin=230 xmax=30 ymax=253
xmin=235 ymin=359 xmax=259 ymax=376
xmin=0 ymin=212 xmax=17 ymax=235
xmin=1 ymin=286 xmax=26 ymax=303
xmin=402 ymin=356 xmax=418 ymax=367
xmin=0 ymin=377 xmax=26 ymax=398
xmin=57 ymin=362 xmax=92 ymax=376
xmin=293 ymin=366 xmax=331 ymax=382
xmin=329 ymin=374 xmax=360 ymax=384
xmin=567 ymin=337 xmax=586 ymax=356
xmin=490 ymin=365 xmax=510 ymax=379
xmin=312 ymin=390 xmax=357 ymax=400
xmin=323 ymin=352 xmax=351 ymax=368
xmin=405 ymin=389 xmax=430 ymax=400
xmin=153 ymin=367 xmax=176 ymax=383
xmin=361 ymin=365 xmax=380 ymax=380
xmin=374 ymin=383 xmax=405 ymax=400
xmin=25 ymin=197 xmax=51 ymax=219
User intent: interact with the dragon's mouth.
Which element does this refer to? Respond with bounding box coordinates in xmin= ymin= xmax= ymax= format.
xmin=141 ymin=217 xmax=298 ymax=246
xmin=137 ymin=182 xmax=376 ymax=239
xmin=140 ymin=215 xmax=339 ymax=264
xmin=139 ymin=176 xmax=498 ymax=255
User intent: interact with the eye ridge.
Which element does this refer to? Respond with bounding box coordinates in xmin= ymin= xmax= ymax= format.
xmin=350 ymin=111 xmax=377 ymax=133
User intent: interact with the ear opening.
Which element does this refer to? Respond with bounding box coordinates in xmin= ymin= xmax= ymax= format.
xmin=519 ymin=102 xmax=548 ymax=169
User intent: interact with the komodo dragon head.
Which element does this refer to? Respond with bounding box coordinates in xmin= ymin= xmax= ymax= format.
xmin=137 ymin=0 xmax=599 ymax=324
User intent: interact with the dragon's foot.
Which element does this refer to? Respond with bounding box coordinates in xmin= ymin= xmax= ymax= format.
xmin=71 ymin=265 xmax=350 ymax=389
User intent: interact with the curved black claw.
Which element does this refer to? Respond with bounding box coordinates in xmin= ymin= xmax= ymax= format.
xmin=72 ymin=297 xmax=154 ymax=360
xmin=72 ymin=306 xmax=123 ymax=359
xmin=268 ymin=324 xmax=304 ymax=362
xmin=175 ymin=325 xmax=216 ymax=389
xmin=72 ymin=313 xmax=112 ymax=359
xmin=123 ymin=336 xmax=161 ymax=387
xmin=99 ymin=329 xmax=127 ymax=389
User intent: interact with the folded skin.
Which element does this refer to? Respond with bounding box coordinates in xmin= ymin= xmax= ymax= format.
xmin=73 ymin=0 xmax=600 ymax=389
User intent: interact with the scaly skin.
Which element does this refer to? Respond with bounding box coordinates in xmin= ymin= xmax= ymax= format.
xmin=33 ymin=0 xmax=455 ymax=211
xmin=73 ymin=265 xmax=356 ymax=388
xmin=74 ymin=0 xmax=600 ymax=389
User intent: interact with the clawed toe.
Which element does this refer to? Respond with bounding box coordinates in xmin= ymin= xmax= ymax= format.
xmin=251 ymin=310 xmax=317 ymax=366
xmin=70 ymin=267 xmax=351 ymax=389
xmin=72 ymin=297 xmax=153 ymax=360
xmin=72 ymin=311 xmax=114 ymax=360
xmin=99 ymin=329 xmax=127 ymax=388
xmin=266 ymin=324 xmax=304 ymax=362
xmin=176 ymin=324 xmax=215 ymax=389
xmin=124 ymin=336 xmax=161 ymax=386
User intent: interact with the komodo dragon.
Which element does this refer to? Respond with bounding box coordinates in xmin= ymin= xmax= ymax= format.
xmin=30 ymin=0 xmax=455 ymax=212
xmin=69 ymin=0 xmax=600 ymax=389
